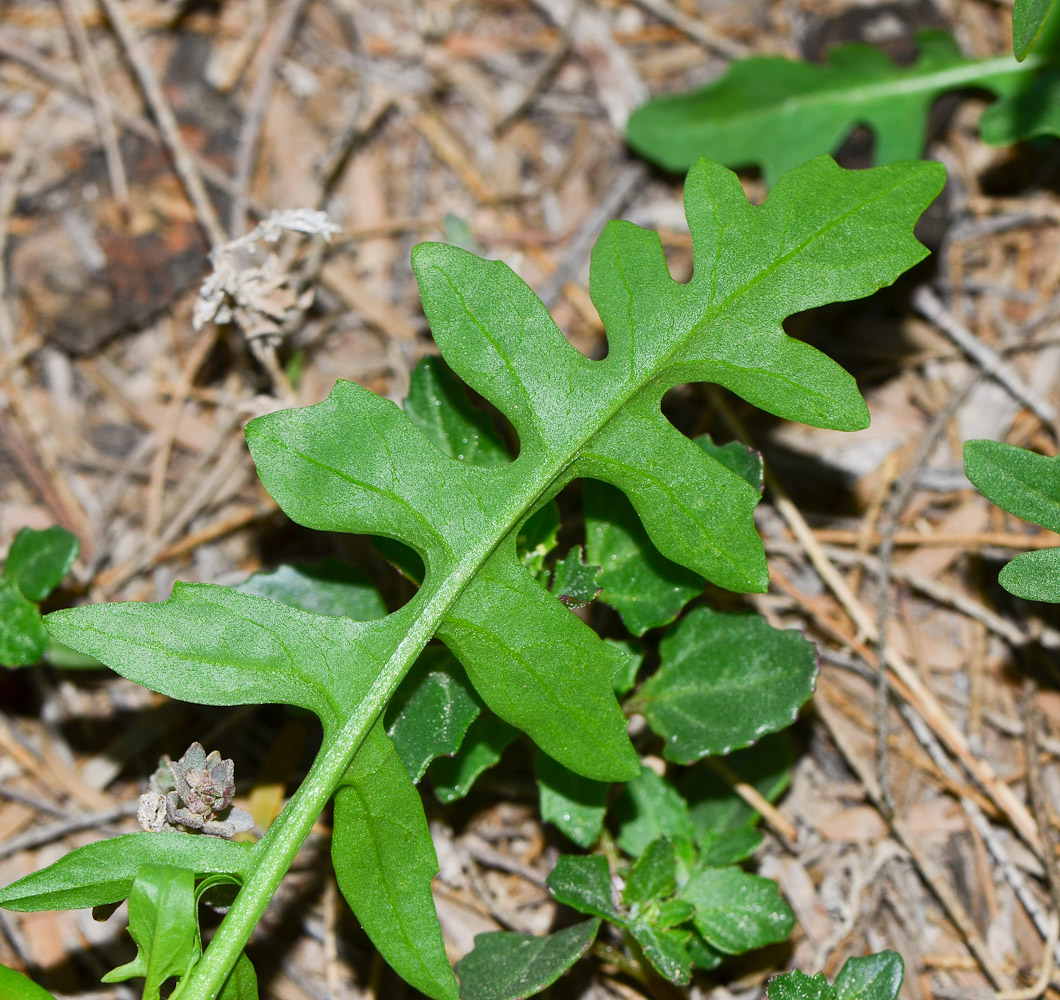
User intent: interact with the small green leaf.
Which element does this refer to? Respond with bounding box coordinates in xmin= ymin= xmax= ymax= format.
xmin=964 ymin=440 xmax=1060 ymax=532
xmin=768 ymin=970 xmax=837 ymax=1000
xmin=0 ymin=833 xmax=253 ymax=912
xmin=615 ymin=767 xmax=695 ymax=858
xmin=430 ymin=714 xmax=517 ymax=802
xmin=547 ymin=854 xmax=622 ymax=923
xmin=0 ymin=579 xmax=48 ymax=668
xmin=654 ymin=898 xmax=695 ymax=929
xmin=697 ymin=827 xmax=764 ymax=867
xmin=623 ymin=838 xmax=676 ymax=907
xmin=981 ymin=70 xmax=1060 ymax=142
xmin=964 ymin=440 xmax=1060 ymax=602
xmin=234 ymin=560 xmax=387 ymax=620
xmin=627 ymin=34 xmax=1031 ymax=184
xmin=0 ymin=966 xmax=59 ymax=1000
xmin=517 ymin=502 xmax=561 ymax=580
xmin=687 ymin=931 xmax=724 ymax=971
xmin=4 ymin=526 xmax=79 ymax=602
xmin=629 ymin=923 xmax=692 ymax=985
xmin=636 ymin=607 xmax=817 ymax=762
xmin=998 ymin=548 xmax=1060 ymax=601
xmin=333 ymin=723 xmax=458 ymax=1000
xmin=585 ymin=436 xmax=761 ymax=635
xmin=695 ymin=435 xmax=764 ymax=491
xmin=584 ymin=481 xmax=701 ymax=635
xmin=680 ymin=734 xmax=793 ymax=844
xmin=535 ymin=753 xmax=609 ymax=848
xmin=834 ymin=951 xmax=904 ymax=1000
xmin=609 ymin=638 xmax=643 ymax=695
xmin=387 ymin=647 xmax=482 ymax=783
xmin=404 ymin=355 xmax=510 ymax=467
xmin=100 ymin=865 xmax=199 ymax=1000
xmin=442 ymin=213 xmax=482 ymax=255
xmin=456 ymin=919 xmax=600 ymax=1000
xmin=680 ymin=866 xmax=795 ymax=954
xmin=1014 ymin=0 xmax=1059 ymax=58
xmin=550 ymin=546 xmax=602 ymax=609
xmin=218 ymin=952 xmax=259 ymax=1000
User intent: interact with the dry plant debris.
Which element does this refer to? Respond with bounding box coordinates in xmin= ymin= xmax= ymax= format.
xmin=1 ymin=0 xmax=1060 ymax=998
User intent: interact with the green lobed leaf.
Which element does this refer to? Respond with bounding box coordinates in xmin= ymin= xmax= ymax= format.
xmin=45 ymin=583 xmax=392 ymax=737
xmin=455 ymin=919 xmax=600 ymax=1000
xmin=333 ymin=723 xmax=458 ymax=1000
xmin=1014 ymin=0 xmax=1059 ymax=58
xmin=35 ymin=157 xmax=943 ymax=1000
xmin=0 ymin=966 xmax=59 ymax=1000
xmin=535 ymin=753 xmax=609 ymax=848
xmin=622 ymin=837 xmax=677 ymax=907
xmin=431 ymin=713 xmax=517 ymax=802
xmin=234 ymin=560 xmax=387 ymax=620
xmin=964 ymin=440 xmax=1060 ymax=601
xmin=550 ymin=546 xmax=602 ymax=609
xmin=4 ymin=526 xmax=79 ymax=602
xmin=387 ymin=646 xmax=483 ymax=783
xmin=0 ymin=578 xmax=48 ymax=668
xmin=768 ymin=970 xmax=837 ymax=1000
xmin=615 ymin=767 xmax=695 ymax=858
xmin=100 ymin=865 xmax=199 ymax=1000
xmin=629 ymin=923 xmax=692 ymax=985
xmin=547 ymin=854 xmax=622 ymax=923
xmin=438 ymin=538 xmax=637 ymax=781
xmin=241 ymin=156 xmax=939 ymax=771
xmin=635 ymin=607 xmax=817 ymax=762
xmin=627 ymin=34 xmax=1040 ymax=184
xmin=680 ymin=866 xmax=795 ymax=954
xmin=0 ymin=834 xmax=253 ymax=912
xmin=834 ymin=951 xmax=904 ymax=1000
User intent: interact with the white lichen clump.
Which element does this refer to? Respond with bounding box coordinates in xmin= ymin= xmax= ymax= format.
xmin=193 ymin=208 xmax=340 ymax=338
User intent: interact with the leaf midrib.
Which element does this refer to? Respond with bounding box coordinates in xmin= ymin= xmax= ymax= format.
xmin=685 ymin=51 xmax=1047 ymax=124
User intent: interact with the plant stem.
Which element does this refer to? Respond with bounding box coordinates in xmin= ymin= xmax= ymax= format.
xmin=176 ymin=593 xmax=449 ymax=998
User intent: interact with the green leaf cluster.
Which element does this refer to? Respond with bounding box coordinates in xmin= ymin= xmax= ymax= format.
xmin=627 ymin=31 xmax=1060 ymax=185
xmin=1 ymin=156 xmax=943 ymax=1000
xmin=459 ymin=740 xmax=794 ymax=998
xmin=0 ymin=526 xmax=79 ymax=667
xmin=964 ymin=440 xmax=1060 ymax=601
